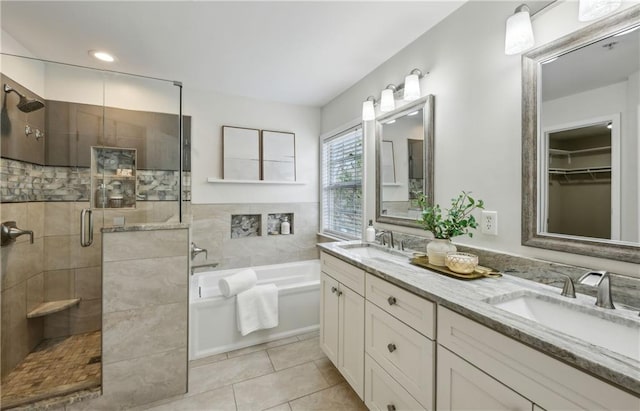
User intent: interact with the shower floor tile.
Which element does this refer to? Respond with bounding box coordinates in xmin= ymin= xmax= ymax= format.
xmin=1 ymin=330 xmax=101 ymax=410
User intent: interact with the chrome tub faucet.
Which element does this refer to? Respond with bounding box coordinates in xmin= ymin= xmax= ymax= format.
xmin=1 ymin=221 xmax=34 ymax=246
xmin=191 ymin=242 xmax=208 ymax=261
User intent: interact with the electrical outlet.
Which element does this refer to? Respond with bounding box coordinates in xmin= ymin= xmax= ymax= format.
xmin=481 ymin=211 xmax=498 ymax=235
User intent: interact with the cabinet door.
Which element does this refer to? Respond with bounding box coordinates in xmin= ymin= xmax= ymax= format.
xmin=437 ymin=346 xmax=532 ymax=411
xmin=320 ymin=272 xmax=339 ymax=366
xmin=338 ymin=284 xmax=365 ymax=400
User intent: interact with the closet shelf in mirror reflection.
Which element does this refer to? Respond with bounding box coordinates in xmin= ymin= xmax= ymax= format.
xmin=549 ymin=166 xmax=611 ymax=184
xmin=207 ymin=178 xmax=305 ymax=185
xmin=549 ymin=146 xmax=611 ymax=156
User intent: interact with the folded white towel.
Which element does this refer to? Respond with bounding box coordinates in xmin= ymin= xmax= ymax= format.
xmin=219 ymin=268 xmax=257 ymax=298
xmin=236 ymin=284 xmax=279 ymax=336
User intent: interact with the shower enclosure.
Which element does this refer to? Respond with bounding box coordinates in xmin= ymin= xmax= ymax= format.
xmin=0 ymin=54 xmax=188 ymax=409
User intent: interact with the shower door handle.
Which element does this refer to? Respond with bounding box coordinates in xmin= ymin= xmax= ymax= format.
xmin=80 ymin=208 xmax=93 ymax=247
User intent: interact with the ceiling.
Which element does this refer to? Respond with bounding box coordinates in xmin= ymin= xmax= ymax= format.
xmin=0 ymin=1 xmax=466 ymax=107
xmin=542 ymin=25 xmax=640 ymax=102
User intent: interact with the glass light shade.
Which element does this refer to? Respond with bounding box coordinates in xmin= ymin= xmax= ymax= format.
xmin=504 ymin=9 xmax=535 ymax=55
xmin=403 ymin=74 xmax=420 ymax=101
xmin=578 ymin=0 xmax=621 ymax=22
xmin=380 ymin=89 xmax=395 ymax=112
xmin=362 ymin=100 xmax=375 ymax=121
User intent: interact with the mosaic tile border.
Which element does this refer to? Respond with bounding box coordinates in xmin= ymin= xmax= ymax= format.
xmin=1 ymin=158 xmax=191 ymax=203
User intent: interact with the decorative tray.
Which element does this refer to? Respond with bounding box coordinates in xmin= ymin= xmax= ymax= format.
xmin=409 ymin=255 xmax=502 ymax=281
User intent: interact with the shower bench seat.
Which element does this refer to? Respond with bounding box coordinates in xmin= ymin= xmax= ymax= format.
xmin=27 ymin=298 xmax=81 ymax=319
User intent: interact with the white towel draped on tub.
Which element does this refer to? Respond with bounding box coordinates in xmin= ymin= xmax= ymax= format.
xmin=236 ymin=284 xmax=279 ymax=336
xmin=219 ymin=268 xmax=257 ymax=297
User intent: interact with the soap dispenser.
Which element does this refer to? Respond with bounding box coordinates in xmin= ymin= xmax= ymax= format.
xmin=366 ymin=220 xmax=375 ymax=242
xmin=280 ymin=216 xmax=290 ymax=235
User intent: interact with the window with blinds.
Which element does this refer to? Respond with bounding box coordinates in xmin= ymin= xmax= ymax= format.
xmin=321 ymin=127 xmax=363 ymax=239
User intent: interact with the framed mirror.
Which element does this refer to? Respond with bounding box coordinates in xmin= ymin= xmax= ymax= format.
xmin=522 ymin=5 xmax=640 ymax=263
xmin=376 ymin=95 xmax=434 ymax=228
xmin=223 ymin=126 xmax=260 ymax=180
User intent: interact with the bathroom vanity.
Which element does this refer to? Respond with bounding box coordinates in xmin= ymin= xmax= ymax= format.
xmin=318 ymin=242 xmax=640 ymax=411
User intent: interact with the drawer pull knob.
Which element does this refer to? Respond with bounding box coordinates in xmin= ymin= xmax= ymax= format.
xmin=337 ymin=290 xmax=343 ymax=296
xmin=387 ymin=343 xmax=397 ymax=353
xmin=331 ymin=286 xmax=337 ymax=294
xmin=387 ymin=405 xmax=396 ymax=411
xmin=387 ymin=296 xmax=397 ymax=305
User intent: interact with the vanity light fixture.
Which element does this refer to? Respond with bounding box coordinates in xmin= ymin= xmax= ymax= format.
xmin=380 ymin=85 xmax=397 ymax=112
xmin=504 ymin=4 xmax=535 ymax=55
xmin=578 ymin=0 xmax=621 ymax=22
xmin=403 ymin=69 xmax=423 ymax=101
xmin=89 ymin=50 xmax=115 ymax=62
xmin=362 ymin=96 xmax=377 ymax=121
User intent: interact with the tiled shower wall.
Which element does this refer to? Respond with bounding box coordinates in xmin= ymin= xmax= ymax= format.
xmin=190 ymin=203 xmax=320 ymax=269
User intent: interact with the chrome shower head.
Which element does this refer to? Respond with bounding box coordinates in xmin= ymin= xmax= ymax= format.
xmin=3 ymin=84 xmax=45 ymax=113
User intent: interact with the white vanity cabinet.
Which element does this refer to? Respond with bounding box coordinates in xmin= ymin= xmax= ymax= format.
xmin=364 ymin=273 xmax=436 ymax=410
xmin=437 ymin=307 xmax=640 ymax=411
xmin=320 ymin=253 xmax=365 ymax=399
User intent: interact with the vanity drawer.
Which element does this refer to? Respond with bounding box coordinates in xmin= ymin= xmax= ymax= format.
xmin=364 ymin=354 xmax=426 ymax=411
xmin=321 ymin=252 xmax=365 ymax=296
xmin=366 ymin=273 xmax=435 ymax=338
xmin=365 ymin=301 xmax=434 ymax=409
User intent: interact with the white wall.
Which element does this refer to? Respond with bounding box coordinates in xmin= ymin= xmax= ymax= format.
xmin=187 ymin=87 xmax=321 ymax=204
xmin=321 ymin=1 xmax=640 ymax=278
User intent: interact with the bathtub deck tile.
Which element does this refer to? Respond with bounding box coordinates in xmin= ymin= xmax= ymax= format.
xmin=266 ymin=337 xmax=326 ymax=371
xmin=188 ymin=350 xmax=274 ymax=396
xmin=226 ymin=336 xmax=299 ymax=359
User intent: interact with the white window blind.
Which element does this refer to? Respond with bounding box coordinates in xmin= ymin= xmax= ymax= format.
xmin=321 ymin=127 xmax=363 ymax=239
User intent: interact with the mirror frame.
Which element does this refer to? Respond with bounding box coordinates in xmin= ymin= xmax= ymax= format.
xmin=376 ymin=95 xmax=434 ymax=228
xmin=522 ymin=5 xmax=640 ymax=264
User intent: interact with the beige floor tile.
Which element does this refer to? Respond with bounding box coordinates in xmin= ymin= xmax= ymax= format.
xmin=233 ymin=362 xmax=329 ymax=411
xmin=189 ymin=351 xmax=273 ymax=395
xmin=267 ymin=338 xmax=326 ymax=371
xmin=145 ymin=386 xmax=236 ymax=411
xmin=313 ymin=358 xmax=345 ymax=386
xmin=227 ymin=336 xmax=299 ymax=359
xmin=289 ymin=383 xmax=367 ymax=411
xmin=296 ymin=330 xmax=319 ymax=341
xmin=190 ymin=352 xmax=228 ymax=369
xmin=264 ymin=403 xmax=291 ymax=411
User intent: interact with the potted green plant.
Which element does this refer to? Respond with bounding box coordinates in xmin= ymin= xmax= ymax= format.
xmin=416 ymin=191 xmax=484 ymax=266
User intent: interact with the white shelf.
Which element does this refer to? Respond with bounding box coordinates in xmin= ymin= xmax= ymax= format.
xmin=549 ymin=146 xmax=611 ymax=156
xmin=207 ymin=178 xmax=305 ymax=185
xmin=549 ymin=166 xmax=611 ymax=175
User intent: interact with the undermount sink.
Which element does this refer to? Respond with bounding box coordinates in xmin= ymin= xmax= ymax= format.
xmin=338 ymin=243 xmax=410 ymax=264
xmin=487 ymin=291 xmax=640 ymax=361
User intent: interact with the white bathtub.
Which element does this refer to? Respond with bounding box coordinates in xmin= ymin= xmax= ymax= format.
xmin=189 ymin=259 xmax=320 ymax=360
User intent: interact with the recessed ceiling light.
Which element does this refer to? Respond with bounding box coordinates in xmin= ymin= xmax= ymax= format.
xmin=407 ymin=111 xmax=420 ymax=116
xmin=89 ymin=50 xmax=115 ymax=62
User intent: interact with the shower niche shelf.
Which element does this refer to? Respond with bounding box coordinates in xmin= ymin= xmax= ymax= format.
xmin=27 ymin=298 xmax=81 ymax=319
xmin=91 ymin=146 xmax=138 ymax=209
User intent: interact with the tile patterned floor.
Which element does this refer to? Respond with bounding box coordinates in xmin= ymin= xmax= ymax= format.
xmin=140 ymin=331 xmax=367 ymax=411
xmin=1 ymin=331 xmax=101 ymax=410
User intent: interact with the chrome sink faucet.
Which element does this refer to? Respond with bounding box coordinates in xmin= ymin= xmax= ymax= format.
xmin=578 ymin=270 xmax=615 ymax=309
xmin=375 ymin=230 xmax=394 ymax=249
xmin=559 ymin=274 xmax=576 ymax=298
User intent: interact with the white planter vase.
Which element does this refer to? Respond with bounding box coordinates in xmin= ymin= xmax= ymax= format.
xmin=427 ymin=238 xmax=457 ymax=266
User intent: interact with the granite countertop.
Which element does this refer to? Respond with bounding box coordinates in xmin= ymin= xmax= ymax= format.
xmin=318 ymin=241 xmax=640 ymax=397
xmin=101 ymin=222 xmax=189 ymax=233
